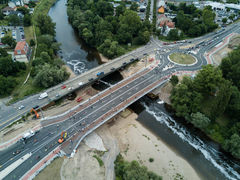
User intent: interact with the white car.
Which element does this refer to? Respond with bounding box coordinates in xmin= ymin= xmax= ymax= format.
xmin=68 ymin=87 xmax=73 ymax=90
xmin=78 ymin=82 xmax=83 ymax=86
xmin=18 ymin=105 xmax=25 ymax=110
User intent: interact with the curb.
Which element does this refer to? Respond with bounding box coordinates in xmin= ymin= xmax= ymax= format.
xmin=0 ymin=124 xmax=42 ymax=151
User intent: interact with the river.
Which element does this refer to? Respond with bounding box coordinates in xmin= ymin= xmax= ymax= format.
xmin=48 ymin=0 xmax=240 ymax=179
xmin=48 ymin=0 xmax=102 ymax=75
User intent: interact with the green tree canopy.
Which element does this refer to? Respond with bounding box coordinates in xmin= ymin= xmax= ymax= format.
xmin=190 ymin=112 xmax=211 ymax=129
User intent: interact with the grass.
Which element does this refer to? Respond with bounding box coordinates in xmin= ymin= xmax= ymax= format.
xmin=34 ymin=157 xmax=64 ymax=180
xmin=9 ymin=77 xmax=44 ymax=104
xmin=169 ymin=53 xmax=196 ymax=65
xmin=24 ymin=26 xmax=34 ymax=45
xmin=93 ymin=155 xmax=104 ymax=167
xmin=0 ymin=19 xmax=8 ymax=26
xmin=32 ymin=0 xmax=57 ymax=24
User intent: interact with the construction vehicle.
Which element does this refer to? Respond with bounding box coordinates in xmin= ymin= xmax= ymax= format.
xmin=58 ymin=131 xmax=67 ymax=144
xmin=30 ymin=108 xmax=40 ymax=119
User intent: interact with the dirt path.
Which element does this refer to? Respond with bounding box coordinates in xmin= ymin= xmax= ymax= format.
xmin=61 ymin=143 xmax=105 ymax=180
xmin=97 ymin=124 xmax=120 ymax=180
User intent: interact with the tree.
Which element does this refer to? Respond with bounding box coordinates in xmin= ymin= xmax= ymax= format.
xmin=170 ymin=75 xmax=179 ymax=86
xmin=223 ymin=133 xmax=240 ymax=158
xmin=33 ymin=64 xmax=69 ymax=88
xmin=0 ymin=75 xmax=16 ymax=96
xmin=222 ymin=18 xmax=227 ymax=24
xmin=116 ymin=4 xmax=126 ymax=17
xmin=190 ymin=112 xmax=210 ymax=129
xmin=30 ymin=39 xmax=35 ymax=46
xmin=36 ymin=14 xmax=56 ymax=35
xmin=167 ymin=29 xmax=180 ymax=40
xmin=8 ymin=15 xmax=20 ymax=26
xmin=0 ymin=48 xmax=9 ymax=57
xmin=193 ymin=65 xmax=223 ymax=95
xmin=98 ymin=39 xmax=125 ymax=59
xmin=210 ymin=79 xmax=233 ymax=119
xmin=28 ymin=1 xmax=36 ymax=8
xmin=114 ymin=154 xmax=162 ymax=180
xmin=229 ymin=14 xmax=235 ymax=21
xmin=1 ymin=36 xmax=16 ymax=48
xmin=170 ymin=77 xmax=202 ymax=118
xmin=130 ymin=2 xmax=139 ymax=11
xmin=17 ymin=6 xmax=29 ymax=15
xmin=23 ymin=14 xmax=32 ymax=26
xmin=226 ymin=86 xmax=240 ymax=118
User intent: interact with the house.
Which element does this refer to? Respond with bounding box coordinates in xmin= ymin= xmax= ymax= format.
xmin=2 ymin=6 xmax=15 ymax=15
xmin=158 ymin=6 xmax=164 ymax=13
xmin=14 ymin=41 xmax=30 ymax=62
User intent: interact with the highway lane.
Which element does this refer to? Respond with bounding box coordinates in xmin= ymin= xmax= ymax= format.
xmin=3 ymin=65 xmax=165 ymax=179
xmin=1 ymin=21 xmax=240 ymax=179
xmin=0 ymin=43 xmax=160 ymax=130
xmin=1 ymin=21 xmax=239 ymax=129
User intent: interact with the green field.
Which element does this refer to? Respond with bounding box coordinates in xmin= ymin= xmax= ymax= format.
xmin=169 ymin=53 xmax=196 ymax=65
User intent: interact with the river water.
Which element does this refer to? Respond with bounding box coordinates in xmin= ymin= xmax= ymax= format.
xmin=48 ymin=0 xmax=240 ymax=179
xmin=48 ymin=0 xmax=102 ymax=75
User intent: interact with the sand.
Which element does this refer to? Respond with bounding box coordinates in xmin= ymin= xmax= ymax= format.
xmin=96 ymin=111 xmax=201 ymax=180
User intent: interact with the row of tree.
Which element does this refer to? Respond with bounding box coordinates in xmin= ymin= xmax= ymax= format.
xmin=31 ymin=14 xmax=69 ymax=88
xmin=114 ymin=154 xmax=162 ymax=180
xmin=67 ymin=0 xmax=151 ymax=58
xmin=168 ymin=3 xmax=218 ymax=38
xmin=170 ymin=47 xmax=240 ymax=158
xmin=0 ymin=48 xmax=26 ymax=96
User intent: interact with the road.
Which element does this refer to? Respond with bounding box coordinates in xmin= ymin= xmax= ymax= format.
xmin=0 ymin=21 xmax=240 ymax=179
xmin=0 ymin=43 xmax=157 ymax=130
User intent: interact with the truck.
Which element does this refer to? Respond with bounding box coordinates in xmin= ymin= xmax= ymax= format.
xmin=22 ymin=130 xmax=35 ymax=140
xmin=38 ymin=92 xmax=48 ymax=100
xmin=97 ymin=72 xmax=104 ymax=76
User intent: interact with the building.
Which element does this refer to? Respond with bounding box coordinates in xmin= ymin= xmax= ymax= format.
xmin=2 ymin=6 xmax=15 ymax=15
xmin=14 ymin=41 xmax=30 ymax=62
xmin=158 ymin=6 xmax=165 ymax=13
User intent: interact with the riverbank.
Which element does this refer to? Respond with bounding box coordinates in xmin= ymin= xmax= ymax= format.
xmin=35 ymin=110 xmax=201 ymax=180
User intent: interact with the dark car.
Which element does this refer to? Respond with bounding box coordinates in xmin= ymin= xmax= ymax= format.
xmin=123 ymin=62 xmax=127 ymax=65
xmin=88 ymin=78 xmax=94 ymax=81
xmin=130 ymin=58 xmax=134 ymax=62
xmin=111 ymin=67 xmax=115 ymax=71
xmin=33 ymin=105 xmax=39 ymax=109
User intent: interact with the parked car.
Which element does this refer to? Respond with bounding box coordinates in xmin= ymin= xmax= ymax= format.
xmin=78 ymin=82 xmax=83 ymax=86
xmin=68 ymin=87 xmax=73 ymax=90
xmin=61 ymin=85 xmax=66 ymax=89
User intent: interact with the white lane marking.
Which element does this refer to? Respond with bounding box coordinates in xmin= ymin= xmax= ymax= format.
xmin=0 ymin=153 xmax=32 ymax=179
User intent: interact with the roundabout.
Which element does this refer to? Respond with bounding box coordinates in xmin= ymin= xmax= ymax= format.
xmin=168 ymin=53 xmax=197 ymax=65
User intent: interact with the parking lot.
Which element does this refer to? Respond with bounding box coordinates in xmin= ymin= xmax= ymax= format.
xmin=0 ymin=26 xmax=25 ymax=43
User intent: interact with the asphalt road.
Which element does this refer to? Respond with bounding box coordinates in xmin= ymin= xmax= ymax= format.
xmin=1 ymin=22 xmax=240 ymax=179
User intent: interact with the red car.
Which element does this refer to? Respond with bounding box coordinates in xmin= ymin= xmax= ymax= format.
xmin=62 ymin=85 xmax=66 ymax=89
xmin=76 ymin=97 xmax=83 ymax=102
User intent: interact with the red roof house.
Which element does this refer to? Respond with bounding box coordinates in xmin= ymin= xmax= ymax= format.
xmin=14 ymin=41 xmax=30 ymax=62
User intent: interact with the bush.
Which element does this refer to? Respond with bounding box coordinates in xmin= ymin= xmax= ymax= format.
xmin=149 ymin=158 xmax=154 ymax=162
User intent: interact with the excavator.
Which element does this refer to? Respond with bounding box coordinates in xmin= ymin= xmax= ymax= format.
xmin=58 ymin=131 xmax=67 ymax=144
xmin=30 ymin=108 xmax=40 ymax=119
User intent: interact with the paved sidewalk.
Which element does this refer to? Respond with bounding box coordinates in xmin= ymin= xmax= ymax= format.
xmin=205 ymin=33 xmax=235 ymax=64
xmin=0 ymin=124 xmax=42 ymax=151
xmin=20 ymin=147 xmax=61 ymax=180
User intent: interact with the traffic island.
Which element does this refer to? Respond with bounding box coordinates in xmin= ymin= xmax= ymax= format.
xmin=169 ymin=53 xmax=196 ymax=65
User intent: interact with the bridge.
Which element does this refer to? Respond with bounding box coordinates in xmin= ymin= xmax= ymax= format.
xmin=1 ymin=22 xmax=240 ymax=179
xmin=0 ymin=43 xmax=157 ymax=130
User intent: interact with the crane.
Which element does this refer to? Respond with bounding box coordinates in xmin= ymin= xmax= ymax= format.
xmin=30 ymin=108 xmax=40 ymax=119
xmin=58 ymin=131 xmax=67 ymax=143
